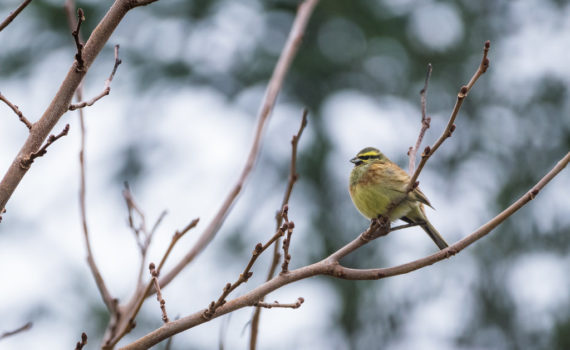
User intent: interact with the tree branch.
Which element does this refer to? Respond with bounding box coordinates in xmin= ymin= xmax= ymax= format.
xmin=119 ymin=151 xmax=569 ymax=350
xmin=74 ymin=332 xmax=88 ymax=350
xmin=254 ymin=297 xmax=304 ymax=309
xmin=0 ymin=0 xmax=154 ymax=219
xmin=72 ymin=8 xmax=86 ymax=72
xmin=0 ymin=92 xmax=33 ymax=130
xmin=69 ymin=45 xmax=122 ymax=110
xmin=407 ymin=40 xmax=490 ymax=191
xmin=156 ymin=0 xmax=320 ymax=291
xmin=19 ymin=124 xmax=70 ymax=169
xmin=408 ymin=63 xmax=432 ymax=174
xmin=250 ymin=110 xmax=307 ymax=349
xmin=0 ymin=322 xmax=32 ymax=341
xmin=0 ymin=0 xmax=32 ymax=32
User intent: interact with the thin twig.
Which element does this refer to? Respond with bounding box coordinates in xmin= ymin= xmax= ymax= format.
xmin=0 ymin=322 xmax=32 ymax=340
xmin=250 ymin=110 xmax=307 ymax=349
xmin=202 ymin=224 xmax=287 ymax=319
xmin=254 ymin=297 xmax=304 ymax=309
xmin=0 ymin=92 xmax=33 ymax=130
xmin=0 ymin=0 xmax=32 ymax=32
xmin=19 ymin=124 xmax=70 ymax=169
xmin=119 ymin=151 xmax=570 ymax=350
xmin=105 ymin=218 xmax=199 ymax=349
xmin=74 ymin=332 xmax=88 ymax=350
xmin=75 ymin=333 xmax=88 ymax=350
xmin=149 ymin=263 xmax=169 ymax=323
xmin=280 ymin=207 xmax=295 ymax=273
xmin=65 ymin=0 xmax=117 ymax=318
xmin=407 ymin=41 xmax=490 ymax=192
xmin=408 ymin=63 xmax=432 ymax=174
xmin=157 ymin=0 xmax=320 ymax=292
xmin=69 ymin=45 xmax=122 ymax=110
xmin=72 ymin=8 xmax=85 ymax=72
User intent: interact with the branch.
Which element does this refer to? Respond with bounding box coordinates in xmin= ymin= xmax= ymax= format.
xmin=0 ymin=0 xmax=32 ymax=32
xmin=74 ymin=332 xmax=88 ymax=350
xmin=202 ymin=223 xmax=287 ymax=320
xmin=0 ymin=92 xmax=33 ymax=130
xmin=72 ymin=8 xmax=86 ymax=72
xmin=103 ymin=218 xmax=199 ymax=349
xmin=407 ymin=40 xmax=490 ymax=191
xmin=157 ymin=0 xmax=320 ymax=291
xmin=254 ymin=297 xmax=304 ymax=309
xmin=0 ymin=0 xmax=150 ymax=218
xmin=119 ymin=151 xmax=569 ymax=350
xmin=69 ymin=45 xmax=122 ymax=110
xmin=0 ymin=322 xmax=32 ymax=340
xmin=149 ymin=263 xmax=169 ymax=323
xmin=250 ymin=110 xmax=307 ymax=350
xmin=408 ymin=63 xmax=432 ymax=174
xmin=19 ymin=124 xmax=70 ymax=169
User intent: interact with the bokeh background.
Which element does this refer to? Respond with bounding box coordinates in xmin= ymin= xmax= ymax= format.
xmin=1 ymin=0 xmax=569 ymax=349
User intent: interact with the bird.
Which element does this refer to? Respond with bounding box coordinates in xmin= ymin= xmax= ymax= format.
xmin=348 ymin=147 xmax=448 ymax=250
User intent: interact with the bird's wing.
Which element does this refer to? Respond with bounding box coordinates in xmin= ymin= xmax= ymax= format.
xmin=412 ymin=187 xmax=433 ymax=208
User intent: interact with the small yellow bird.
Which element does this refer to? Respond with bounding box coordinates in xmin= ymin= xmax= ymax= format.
xmin=349 ymin=147 xmax=448 ymax=250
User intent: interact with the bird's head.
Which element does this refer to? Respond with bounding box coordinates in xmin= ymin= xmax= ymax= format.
xmin=350 ymin=147 xmax=384 ymax=166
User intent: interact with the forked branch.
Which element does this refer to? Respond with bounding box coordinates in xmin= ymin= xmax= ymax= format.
xmin=407 ymin=40 xmax=490 ymax=191
xmin=120 ymin=151 xmax=570 ymax=350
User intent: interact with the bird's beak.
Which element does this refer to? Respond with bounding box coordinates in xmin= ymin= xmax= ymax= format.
xmin=350 ymin=157 xmax=360 ymax=164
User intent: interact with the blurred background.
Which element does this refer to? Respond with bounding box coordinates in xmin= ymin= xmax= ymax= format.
xmin=1 ymin=0 xmax=569 ymax=349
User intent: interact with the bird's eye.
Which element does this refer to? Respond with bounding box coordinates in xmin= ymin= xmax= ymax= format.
xmin=360 ymin=155 xmax=370 ymax=160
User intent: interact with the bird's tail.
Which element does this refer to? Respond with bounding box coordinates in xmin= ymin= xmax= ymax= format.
xmin=420 ymin=220 xmax=448 ymax=250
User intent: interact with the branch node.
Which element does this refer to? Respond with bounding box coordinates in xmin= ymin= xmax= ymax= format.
xmin=20 ymin=124 xmax=70 ymax=168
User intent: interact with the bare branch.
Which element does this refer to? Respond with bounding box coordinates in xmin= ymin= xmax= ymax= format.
xmin=157 ymin=0 xmax=320 ymax=291
xmin=0 ymin=322 xmax=32 ymax=340
xmin=104 ymin=218 xmax=199 ymax=349
xmin=120 ymin=151 xmax=570 ymax=350
xmin=250 ymin=110 xmax=307 ymax=349
xmin=72 ymin=8 xmax=86 ymax=72
xmin=407 ymin=41 xmax=491 ymax=191
xmin=0 ymin=0 xmax=143 ymax=216
xmin=280 ymin=208 xmax=295 ymax=273
xmin=149 ymin=263 xmax=169 ymax=323
xmin=408 ymin=63 xmax=432 ymax=174
xmin=0 ymin=0 xmax=32 ymax=32
xmin=74 ymin=332 xmax=88 ymax=350
xmin=0 ymin=92 xmax=33 ymax=130
xmin=254 ymin=297 xmax=304 ymax=309
xmin=69 ymin=45 xmax=122 ymax=110
xmin=203 ymin=223 xmax=286 ymax=320
xmin=19 ymin=124 xmax=70 ymax=169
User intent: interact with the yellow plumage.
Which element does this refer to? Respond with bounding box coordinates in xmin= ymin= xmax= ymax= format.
xmin=349 ymin=147 xmax=448 ymax=250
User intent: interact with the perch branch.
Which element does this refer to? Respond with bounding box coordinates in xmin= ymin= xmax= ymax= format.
xmin=0 ymin=0 xmax=32 ymax=32
xmin=120 ymin=150 xmax=570 ymax=350
xmin=157 ymin=0 xmax=320 ymax=291
xmin=0 ymin=92 xmax=32 ymax=130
